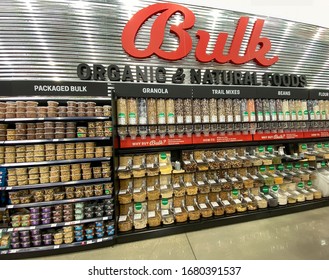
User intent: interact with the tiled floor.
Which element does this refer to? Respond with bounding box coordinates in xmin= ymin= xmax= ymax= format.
xmin=31 ymin=207 xmax=329 ymax=260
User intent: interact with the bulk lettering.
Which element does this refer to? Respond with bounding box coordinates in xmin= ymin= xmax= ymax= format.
xmin=121 ymin=3 xmax=279 ymax=67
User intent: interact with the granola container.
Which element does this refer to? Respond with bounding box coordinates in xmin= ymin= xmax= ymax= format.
xmin=186 ymin=205 xmax=201 ymax=221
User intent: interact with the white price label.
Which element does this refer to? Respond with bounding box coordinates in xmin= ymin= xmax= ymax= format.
xmin=7 ymin=205 xmax=14 ymax=209
xmin=281 ymin=172 xmax=287 ymax=177
xmin=302 ymin=190 xmax=308 ymax=194
xmin=208 ymin=180 xmax=216 ymax=184
xmin=177 ymin=116 xmax=184 ymax=123
xmin=133 ymin=188 xmax=141 ymax=193
xmin=242 ymin=176 xmax=248 ymax=180
xmin=234 ymin=199 xmax=241 ymax=204
xmin=211 ymin=116 xmax=218 ymax=123
xmin=87 ymin=240 xmax=93 ymax=245
xmin=310 ymin=188 xmax=317 ymax=193
xmin=220 ymin=179 xmax=227 ymax=183
xmin=139 ymin=117 xmax=147 ymax=125
xmin=231 ymin=178 xmax=238 ymax=182
xmin=207 ymin=158 xmax=215 ymax=162
xmin=174 ymin=207 xmax=182 ymax=214
xmin=194 ymin=116 xmax=201 ymax=123
xmin=265 ymin=195 xmax=272 ymax=200
xmin=97 ymin=238 xmax=103 ymax=243
xmin=197 ymin=181 xmax=205 ymax=185
xmin=199 ymin=203 xmax=207 ymax=209
xmin=203 ymin=116 xmax=210 ymax=123
xmin=148 ymin=211 xmax=156 ymax=218
xmin=250 ymin=156 xmax=257 ymax=159
xmin=134 ymin=214 xmax=142 ymax=220
xmin=229 ymin=157 xmax=237 ymax=160
xmin=159 ymin=163 xmax=167 ymax=167
xmin=251 ymin=175 xmax=258 ymax=180
xmin=183 ymin=160 xmax=191 ymax=165
xmin=161 ymin=210 xmax=169 ymax=216
xmin=132 ymin=165 xmax=141 ymax=169
xmin=293 ymin=191 xmax=300 ymax=195
xmin=285 ymin=192 xmax=290 ymax=196
xmin=222 ymin=200 xmax=230 ymax=206
xmin=187 ymin=206 xmax=195 ymax=211
xmin=262 ymin=175 xmax=268 ymax=178
xmin=185 ymin=182 xmax=192 ymax=187
xmin=227 ymin=115 xmax=233 ymax=122
xmin=234 ymin=115 xmax=241 ymax=122
xmin=54 ymin=245 xmax=60 ymax=249
xmin=119 ymin=215 xmax=127 ymax=222
xmin=185 ymin=116 xmax=192 ymax=123
xmin=118 ymin=166 xmax=126 ymax=171
xmin=244 ymin=197 xmax=252 ymax=203
xmin=160 ymin=185 xmax=168 ymax=190
xmin=219 ymin=115 xmax=226 ymax=122
xmin=147 ymin=186 xmax=155 ymax=192
xmin=51 ymin=224 xmax=57 ymax=228
xmin=173 ymin=184 xmax=180 ymax=189
xmin=196 ymin=159 xmax=204 ymax=163
xmin=240 ymin=156 xmax=247 ymax=160
xmin=118 ymin=190 xmax=127 ymax=195
xmin=255 ymin=196 xmax=262 ymax=201
xmin=211 ymin=202 xmax=219 ymax=207
xmin=146 ymin=163 xmax=154 ymax=168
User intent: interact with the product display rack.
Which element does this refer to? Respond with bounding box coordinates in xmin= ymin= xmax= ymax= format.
xmin=0 ymin=217 xmax=114 ymax=233
xmin=0 ymin=157 xmax=112 ymax=168
xmin=1 ymin=137 xmax=111 ymax=145
xmin=0 ymin=236 xmax=115 ymax=259
xmin=0 ymin=96 xmax=115 ymax=259
xmin=113 ymin=84 xmax=329 ymax=245
xmin=1 ymin=195 xmax=113 ymax=209
xmin=0 ymin=178 xmax=112 ymax=191
xmin=116 ymin=197 xmax=329 ymax=244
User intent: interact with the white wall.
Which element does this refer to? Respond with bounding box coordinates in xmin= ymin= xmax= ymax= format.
xmin=166 ymin=0 xmax=329 ymax=28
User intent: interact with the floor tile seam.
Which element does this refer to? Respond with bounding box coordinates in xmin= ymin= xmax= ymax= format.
xmin=185 ymin=233 xmax=198 ymax=260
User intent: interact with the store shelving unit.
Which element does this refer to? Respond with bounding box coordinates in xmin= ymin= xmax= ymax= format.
xmin=0 ymin=96 xmax=115 ymax=259
xmin=113 ymin=84 xmax=329 ymax=245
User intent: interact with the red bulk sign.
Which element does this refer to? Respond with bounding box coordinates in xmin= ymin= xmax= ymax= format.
xmin=122 ymin=3 xmax=279 ymax=67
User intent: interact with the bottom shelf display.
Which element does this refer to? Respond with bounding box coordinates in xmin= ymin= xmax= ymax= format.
xmin=116 ymin=197 xmax=329 ymax=243
xmin=117 ymin=194 xmax=326 ymax=233
xmin=0 ymin=235 xmax=114 ymax=255
xmin=1 ymin=220 xmax=115 ymax=251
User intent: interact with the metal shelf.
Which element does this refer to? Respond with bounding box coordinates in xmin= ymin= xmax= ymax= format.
xmin=0 ymin=217 xmax=114 ymax=233
xmin=1 ymin=137 xmax=111 ymax=145
xmin=1 ymin=117 xmax=110 ymax=123
xmin=0 ymin=157 xmax=111 ymax=168
xmin=0 ymin=177 xmax=112 ymax=191
xmin=3 ymin=195 xmax=113 ymax=209
xmin=0 ymin=236 xmax=114 ymax=259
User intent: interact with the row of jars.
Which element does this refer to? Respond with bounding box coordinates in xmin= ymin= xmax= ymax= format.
xmin=117 ymin=98 xmax=329 ymax=126
xmin=0 ymin=101 xmax=111 ymax=118
xmin=0 ymin=143 xmax=112 ymax=164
